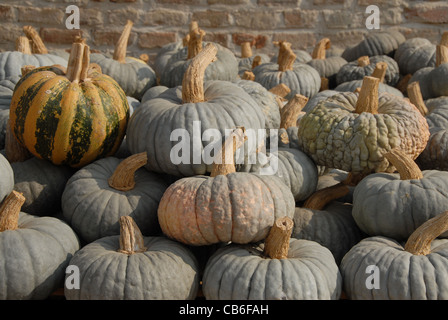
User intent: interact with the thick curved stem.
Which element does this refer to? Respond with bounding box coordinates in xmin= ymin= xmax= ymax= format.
xmin=280 ymin=94 xmax=308 ymax=129
xmin=371 ymin=62 xmax=387 ymax=83
xmin=182 ymin=43 xmax=217 ymax=103
xmin=108 ymin=152 xmax=148 ymax=191
xmin=383 ymin=148 xmax=423 ymax=180
xmin=354 ymin=76 xmax=379 ymax=114
xmin=312 ymin=38 xmax=330 ymax=60
xmin=210 ymin=127 xmax=246 ymax=177
xmin=405 ymin=211 xmax=448 ymax=255
xmin=113 ymin=20 xmax=133 ymax=63
xmin=187 ymin=26 xmax=206 ymax=60
xmin=407 ymin=81 xmax=428 ymax=116
xmin=23 ymin=25 xmax=48 ymax=54
xmin=118 ymin=216 xmax=147 ymax=254
xmin=302 ymin=183 xmax=350 ymax=211
xmin=263 ymin=217 xmax=293 ymax=259
xmin=278 ymin=46 xmax=296 ymax=72
xmin=0 ymin=191 xmax=25 ymax=232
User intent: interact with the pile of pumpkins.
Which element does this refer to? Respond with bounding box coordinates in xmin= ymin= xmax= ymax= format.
xmin=1 ymin=19 xmax=448 ymax=300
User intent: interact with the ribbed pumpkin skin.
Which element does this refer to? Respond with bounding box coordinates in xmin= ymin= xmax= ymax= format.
xmin=293 ymin=202 xmax=366 ymax=265
xmin=0 ymin=153 xmax=14 ymax=203
xmin=64 ymin=236 xmax=199 ymax=300
xmin=237 ymin=54 xmax=270 ymax=77
xmin=253 ymin=62 xmax=321 ymax=100
xmin=0 ymin=212 xmax=80 ymax=300
xmin=297 ymin=92 xmax=429 ymax=173
xmin=307 ymin=56 xmax=348 ymax=89
xmin=352 ymin=170 xmax=448 ymax=240
xmin=270 ymin=50 xmax=312 ymax=64
xmin=0 ymin=77 xmax=19 ymax=149
xmin=202 ymin=239 xmax=342 ymax=300
xmin=9 ymin=65 xmax=129 ymax=168
xmin=125 ymin=80 xmax=265 ymax=177
xmin=340 ymin=237 xmax=448 ymax=300
xmin=61 ymin=156 xmax=171 ymax=243
xmin=157 ymin=173 xmax=295 ymax=246
xmin=394 ymin=37 xmax=436 ymax=76
xmin=334 ymin=79 xmax=404 ymax=97
xmin=0 ymin=51 xmax=67 ymax=82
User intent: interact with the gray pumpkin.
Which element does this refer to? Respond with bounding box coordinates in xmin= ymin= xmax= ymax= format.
xmin=340 ymin=211 xmax=448 ymax=300
xmin=140 ymin=85 xmax=169 ymax=103
xmin=341 ymin=30 xmax=405 ymax=62
xmin=0 ymin=191 xmax=80 ymax=300
xmin=202 ymin=224 xmax=342 ymax=300
xmin=238 ymin=53 xmax=270 ymax=78
xmin=11 ymin=157 xmax=75 ymax=216
xmin=334 ymin=79 xmax=404 ymax=97
xmin=0 ymin=152 xmax=14 ymax=203
xmin=153 ymin=40 xmax=184 ymax=82
xmin=65 ymin=216 xmax=199 ymax=300
xmin=394 ymin=37 xmax=436 ymax=76
xmin=62 ymin=153 xmax=171 ymax=244
xmin=0 ymin=77 xmax=18 ymax=149
xmin=270 ymin=49 xmax=312 ymax=64
xmin=126 ymin=44 xmax=266 ymax=176
xmin=336 ymin=55 xmax=400 ymax=87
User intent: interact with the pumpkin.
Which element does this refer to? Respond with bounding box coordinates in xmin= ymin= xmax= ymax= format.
xmin=90 ymin=20 xmax=156 ymax=100
xmin=140 ymin=85 xmax=169 ymax=103
xmin=157 ymin=128 xmax=295 ymax=246
xmin=202 ymin=216 xmax=342 ymax=300
xmin=0 ymin=36 xmax=67 ymax=83
xmin=253 ymin=41 xmax=321 ymax=100
xmin=341 ymin=30 xmax=405 ymax=62
xmin=276 ymin=94 xmax=309 ymax=149
xmin=158 ymin=24 xmax=238 ymax=88
xmin=11 ymin=156 xmax=75 ymax=216
xmin=394 ymin=37 xmax=436 ymax=76
xmin=0 ymin=152 xmax=14 ymax=203
xmin=0 ymin=191 xmax=80 ymax=300
xmin=126 ymin=43 xmax=265 ymax=177
xmin=64 ymin=216 xmax=200 ymax=300
xmin=270 ymin=40 xmax=312 ymax=64
xmin=336 ymin=55 xmax=400 ymax=87
xmin=306 ymin=38 xmax=348 ymax=90
xmin=0 ymin=76 xmax=19 ymax=149
xmin=293 ymin=183 xmax=366 ymax=265
xmin=340 ymin=210 xmax=448 ymax=300
xmin=9 ymin=40 xmax=129 ymax=168
xmin=62 ymin=152 xmax=171 ymax=243
xmin=352 ymin=148 xmax=448 ymax=241
xmin=409 ymin=45 xmax=448 ymax=100
xmin=297 ymin=76 xmax=430 ymax=174
xmin=237 ymin=41 xmax=270 ymax=78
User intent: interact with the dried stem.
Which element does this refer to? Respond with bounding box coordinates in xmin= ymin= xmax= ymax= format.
xmin=404 ymin=211 xmax=448 ymax=255
xmin=15 ymin=36 xmax=32 ymax=54
xmin=278 ymin=46 xmax=296 ymax=72
xmin=118 ymin=216 xmax=147 ymax=255
xmin=311 ymin=38 xmax=330 ymax=60
xmin=383 ymin=148 xmax=423 ymax=180
xmin=0 ymin=191 xmax=26 ymax=232
xmin=187 ymin=26 xmax=206 ymax=60
xmin=269 ymin=83 xmax=291 ymax=98
xmin=252 ymin=55 xmax=262 ymax=69
xmin=371 ymin=62 xmax=388 ymax=83
xmin=23 ymin=25 xmax=48 ymax=54
xmin=280 ymin=94 xmax=308 ymax=129
xmin=240 ymin=41 xmax=253 ymax=58
xmin=303 ymin=183 xmax=350 ymax=211
xmin=241 ymin=71 xmax=255 ymax=81
xmin=108 ymin=152 xmax=148 ymax=191
xmin=407 ymin=82 xmax=428 ymax=116
xmin=113 ymin=20 xmax=133 ymax=63
xmin=263 ymin=216 xmax=294 ymax=259
xmin=436 ymin=45 xmax=448 ymax=67
xmin=357 ymin=56 xmax=370 ymax=67
xmin=354 ymin=76 xmax=379 ymax=114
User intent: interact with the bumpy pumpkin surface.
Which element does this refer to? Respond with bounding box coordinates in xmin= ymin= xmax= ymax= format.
xmin=297 ymin=78 xmax=429 ymax=173
xmin=9 ymin=41 xmax=129 ymax=168
xmin=394 ymin=37 xmax=436 ymax=76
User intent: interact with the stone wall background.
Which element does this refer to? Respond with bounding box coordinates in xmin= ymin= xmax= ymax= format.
xmin=1 ymin=0 xmax=447 ymax=66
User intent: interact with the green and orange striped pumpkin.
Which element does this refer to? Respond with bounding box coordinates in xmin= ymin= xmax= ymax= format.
xmin=9 ymin=40 xmax=129 ymax=168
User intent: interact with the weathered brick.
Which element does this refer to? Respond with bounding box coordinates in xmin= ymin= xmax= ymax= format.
xmin=0 ymin=5 xmax=15 ymax=22
xmin=204 ymin=32 xmax=228 ymax=47
xmin=323 ymin=10 xmax=363 ymax=29
xmin=192 ymin=10 xmax=231 ymax=28
xmin=232 ymin=33 xmax=268 ymax=49
xmin=93 ymin=30 xmax=137 ymax=46
xmin=141 ymin=9 xmax=189 ymax=26
xmin=284 ymin=9 xmax=319 ymax=29
xmin=0 ymin=24 xmax=22 ymax=47
xmin=108 ymin=8 xmax=141 ymax=25
xmin=272 ymin=32 xmax=317 ymax=50
xmin=79 ymin=8 xmax=103 ymax=26
xmin=313 ymin=0 xmax=344 ymax=5
xmin=208 ymin=0 xmax=249 ymax=4
xmin=358 ymin=0 xmax=403 ymax=7
xmin=17 ymin=6 xmax=65 ymax=25
xmin=40 ymin=28 xmax=84 ymax=44
xmin=258 ymin=0 xmax=301 ymax=6
xmin=154 ymin=0 xmax=203 ymax=4
xmin=327 ymin=30 xmax=367 ymax=49
xmin=138 ymin=32 xmax=177 ymax=49
xmin=233 ymin=10 xmax=282 ymax=30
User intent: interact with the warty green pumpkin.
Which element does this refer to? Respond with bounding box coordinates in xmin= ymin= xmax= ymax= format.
xmin=9 ymin=40 xmax=129 ymax=168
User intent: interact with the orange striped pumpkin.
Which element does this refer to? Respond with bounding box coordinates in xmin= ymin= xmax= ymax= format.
xmin=9 ymin=40 xmax=129 ymax=168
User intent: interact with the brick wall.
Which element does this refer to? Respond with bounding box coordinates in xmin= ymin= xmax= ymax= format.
xmin=1 ymin=0 xmax=447 ymax=66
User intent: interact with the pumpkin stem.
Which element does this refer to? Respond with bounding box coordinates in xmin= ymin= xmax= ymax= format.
xmin=23 ymin=25 xmax=48 ymax=54
xmin=302 ymin=183 xmax=350 ymax=211
xmin=371 ymin=62 xmax=387 ymax=83
xmin=21 ymin=65 xmax=36 ymax=76
xmin=187 ymin=26 xmax=206 ymax=60
xmin=312 ymin=38 xmax=330 ymax=60
xmin=66 ymin=41 xmax=85 ymax=83
xmin=241 ymin=41 xmax=253 ymax=58
xmin=278 ymin=46 xmax=296 ymax=72
xmin=404 ymin=210 xmax=448 ymax=256
xmin=436 ymin=45 xmax=448 ymax=67
xmin=407 ymin=82 xmax=428 ymax=116
xmin=182 ymin=43 xmax=217 ymax=104
xmin=252 ymin=55 xmax=262 ymax=69
xmin=273 ymin=40 xmax=291 ymax=64
xmin=210 ymin=127 xmax=247 ymax=177
xmin=263 ymin=216 xmax=293 ymax=259
xmin=118 ymin=216 xmax=147 ymax=255
xmin=113 ymin=20 xmax=133 ymax=63
xmin=383 ymin=148 xmax=423 ymax=180
xmin=354 ymin=76 xmax=379 ymax=114
xmin=320 ymin=77 xmax=329 ymax=91
xmin=108 ymin=152 xmax=148 ymax=191
xmin=441 ymin=31 xmax=448 ymax=47
xmin=269 ymin=83 xmax=291 ymax=98
xmin=241 ymin=70 xmax=255 ymax=81
xmin=357 ymin=56 xmax=370 ymax=67
xmin=396 ymin=73 xmax=412 ymax=94
xmin=5 ymin=122 xmax=32 ymax=163
xmin=280 ymin=94 xmax=308 ymax=130
xmin=0 ymin=191 xmax=25 ymax=232
xmin=15 ymin=36 xmax=32 ymax=54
